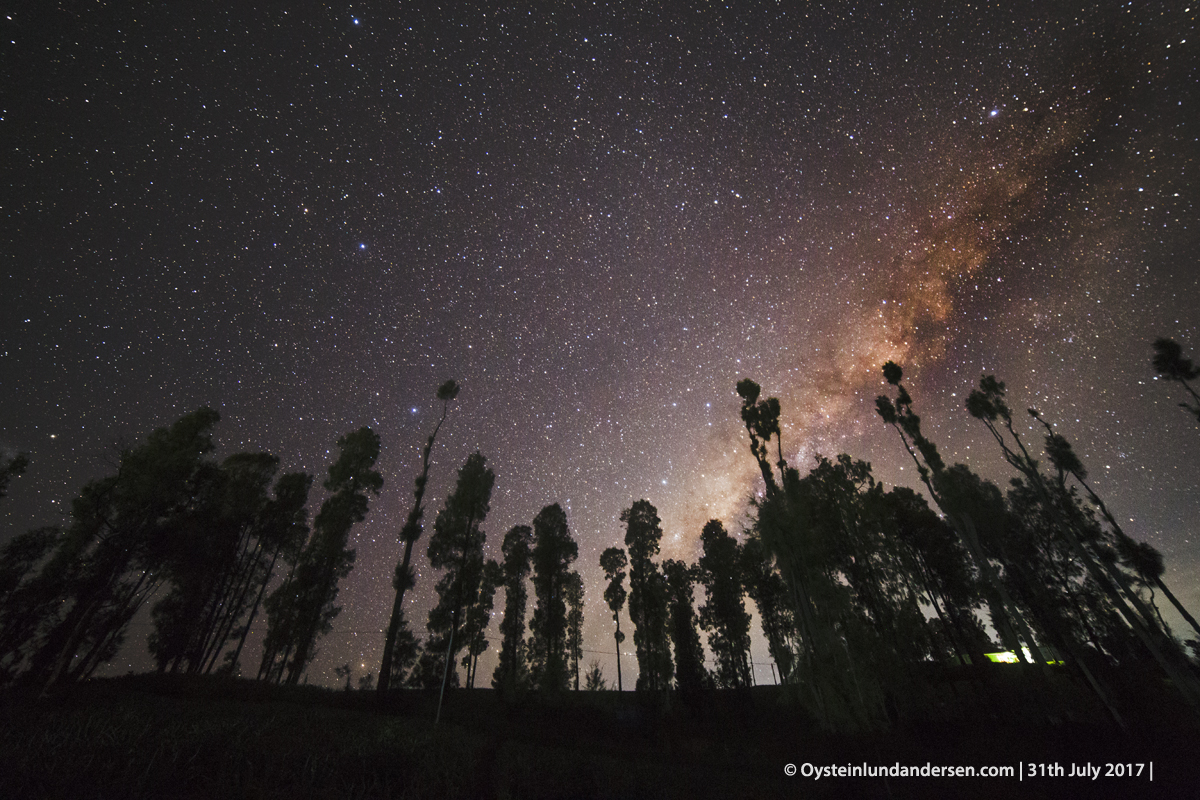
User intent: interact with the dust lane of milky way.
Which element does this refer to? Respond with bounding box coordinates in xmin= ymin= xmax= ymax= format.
xmin=1 ymin=2 xmax=1196 ymax=686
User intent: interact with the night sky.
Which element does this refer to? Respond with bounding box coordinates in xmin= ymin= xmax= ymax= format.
xmin=3 ymin=2 xmax=1197 ymax=688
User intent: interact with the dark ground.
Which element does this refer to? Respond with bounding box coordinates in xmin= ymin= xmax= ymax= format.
xmin=1 ymin=671 xmax=1197 ymax=799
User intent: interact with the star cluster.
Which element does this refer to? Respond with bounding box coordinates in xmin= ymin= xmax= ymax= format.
xmin=2 ymin=2 xmax=1197 ymax=686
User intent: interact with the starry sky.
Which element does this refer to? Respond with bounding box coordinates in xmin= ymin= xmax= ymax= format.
xmin=3 ymin=1 xmax=1198 ymax=688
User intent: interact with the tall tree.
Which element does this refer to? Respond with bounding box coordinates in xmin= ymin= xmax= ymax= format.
xmin=0 ymin=527 xmax=61 ymax=682
xmin=663 ymin=559 xmax=709 ymax=693
xmin=493 ymin=525 xmax=533 ymax=693
xmin=224 ymin=470 xmax=313 ymax=675
xmin=461 ymin=559 xmax=503 ymax=689
xmin=564 ymin=571 xmax=585 ymax=690
xmin=148 ymin=452 xmax=281 ymax=675
xmin=258 ymin=428 xmax=382 ymax=685
xmin=599 ymin=547 xmax=628 ymax=691
xmin=622 ymin=500 xmax=671 ymax=692
xmin=696 ymin=520 xmax=752 ymax=689
xmin=27 ymin=408 xmax=222 ymax=691
xmin=876 ymin=365 xmax=1040 ymax=668
xmin=378 ymin=380 xmax=459 ymax=694
xmin=1152 ymin=337 xmax=1200 ymax=423
xmin=527 ymin=503 xmax=578 ymax=692
xmin=426 ymin=452 xmax=494 ymax=714
xmin=741 ymin=535 xmax=794 ymax=683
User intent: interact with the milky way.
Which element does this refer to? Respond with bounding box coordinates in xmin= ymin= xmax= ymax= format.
xmin=3 ymin=2 xmax=1197 ymax=686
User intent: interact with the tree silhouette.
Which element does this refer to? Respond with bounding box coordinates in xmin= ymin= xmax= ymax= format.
xmin=696 ymin=520 xmax=752 ymax=689
xmin=584 ymin=659 xmax=606 ymax=690
xmin=378 ymin=380 xmax=459 ymax=695
xmin=599 ymin=546 xmax=628 ymax=691
xmin=426 ymin=452 xmax=494 ymax=717
xmin=1152 ymin=338 xmax=1200 ymax=423
xmin=740 ymin=535 xmax=794 ymax=683
xmin=258 ymin=428 xmax=382 ymax=685
xmin=876 ymin=365 xmax=1041 ymax=669
xmin=0 ymin=527 xmax=61 ymax=682
xmin=527 ymin=503 xmax=578 ymax=692
xmin=461 ymin=558 xmax=503 ymax=688
xmin=27 ymin=408 xmax=222 ymax=691
xmin=1116 ymin=534 xmax=1200 ymax=639
xmin=564 ymin=570 xmax=585 ymax=690
xmin=493 ymin=525 xmax=533 ymax=693
xmin=148 ymin=452 xmax=284 ymax=675
xmin=621 ymin=500 xmax=671 ymax=692
xmin=663 ymin=559 xmax=709 ymax=693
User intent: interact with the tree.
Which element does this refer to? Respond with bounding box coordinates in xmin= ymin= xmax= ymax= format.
xmin=378 ymin=380 xmax=459 ymax=695
xmin=1152 ymin=338 xmax=1200 ymax=423
xmin=461 ymin=559 xmax=503 ymax=688
xmin=258 ymin=428 xmax=382 ymax=685
xmin=696 ymin=520 xmax=752 ymax=689
xmin=584 ymin=659 xmax=607 ymax=691
xmin=426 ymin=452 xmax=494 ymax=715
xmin=493 ymin=525 xmax=533 ymax=693
xmin=741 ymin=535 xmax=794 ymax=683
xmin=26 ymin=408 xmax=222 ymax=690
xmin=1117 ymin=535 xmax=1200 ymax=639
xmin=622 ymin=500 xmax=671 ymax=692
xmin=148 ymin=452 xmax=283 ymax=675
xmin=565 ymin=571 xmax=585 ymax=690
xmin=0 ymin=527 xmax=61 ymax=682
xmin=876 ymin=366 xmax=1040 ymax=668
xmin=527 ymin=503 xmax=578 ymax=692
xmin=968 ymin=375 xmax=1200 ymax=709
xmin=663 ymin=559 xmax=709 ymax=693
xmin=599 ymin=547 xmax=628 ymax=691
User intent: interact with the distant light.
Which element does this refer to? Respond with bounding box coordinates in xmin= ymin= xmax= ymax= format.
xmin=989 ymin=109 xmax=999 ymax=117
xmin=411 ymin=408 xmax=418 ymax=414
xmin=352 ymin=17 xmax=360 ymax=25
xmin=359 ymin=243 xmax=367 ymax=250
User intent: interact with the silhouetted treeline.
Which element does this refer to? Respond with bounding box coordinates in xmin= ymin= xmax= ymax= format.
xmin=3 ymin=338 xmax=1198 ymax=733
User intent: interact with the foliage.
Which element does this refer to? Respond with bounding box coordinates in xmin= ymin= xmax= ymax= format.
xmin=622 ymin=500 xmax=672 ymax=692
xmin=258 ymin=428 xmax=382 ymax=685
xmin=493 ymin=525 xmax=533 ymax=692
xmin=527 ymin=504 xmax=578 ymax=692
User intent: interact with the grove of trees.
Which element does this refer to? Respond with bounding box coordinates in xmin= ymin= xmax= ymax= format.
xmin=2 ymin=337 xmax=1198 ymax=733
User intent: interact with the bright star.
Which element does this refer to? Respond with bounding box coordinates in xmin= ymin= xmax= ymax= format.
xmin=989 ymin=109 xmax=999 ymax=117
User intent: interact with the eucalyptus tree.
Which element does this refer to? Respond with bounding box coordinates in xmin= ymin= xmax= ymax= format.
xmin=663 ymin=559 xmax=709 ymax=693
xmin=1152 ymin=337 xmax=1200 ymax=423
xmin=875 ymin=365 xmax=1040 ymax=668
xmin=564 ymin=570 xmax=585 ymax=690
xmin=427 ymin=451 xmax=494 ymax=705
xmin=258 ymin=428 xmax=382 ymax=685
xmin=599 ymin=546 xmax=628 ymax=691
xmin=0 ymin=527 xmax=61 ymax=682
xmin=696 ymin=520 xmax=751 ymax=689
xmin=149 ymin=452 xmax=282 ymax=674
xmin=527 ymin=503 xmax=578 ymax=692
xmin=621 ymin=500 xmax=671 ymax=692
xmin=740 ymin=535 xmax=795 ymax=682
xmin=493 ymin=525 xmax=533 ymax=693
xmin=27 ymin=408 xmax=222 ymax=690
xmin=461 ymin=559 xmax=503 ymax=688
xmin=378 ymin=380 xmax=459 ymax=694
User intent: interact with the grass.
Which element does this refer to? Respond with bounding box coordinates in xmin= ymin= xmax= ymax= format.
xmin=1 ymin=673 xmax=1198 ymax=798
